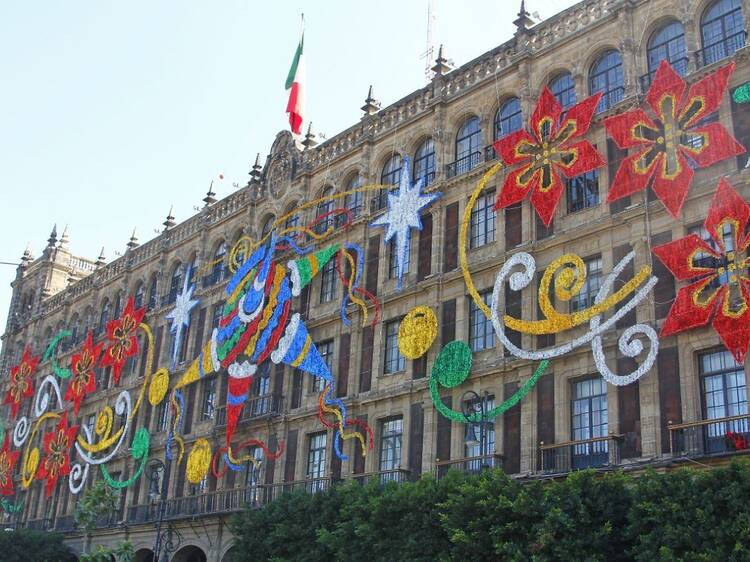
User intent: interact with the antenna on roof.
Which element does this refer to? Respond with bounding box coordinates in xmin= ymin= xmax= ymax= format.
xmin=419 ymin=0 xmax=437 ymax=83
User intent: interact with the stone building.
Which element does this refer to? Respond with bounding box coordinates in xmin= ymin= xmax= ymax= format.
xmin=2 ymin=0 xmax=750 ymax=560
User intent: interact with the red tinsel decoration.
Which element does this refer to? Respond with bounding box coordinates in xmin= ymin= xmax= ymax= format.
xmin=0 ymin=436 xmax=20 ymax=497
xmin=100 ymin=296 xmax=146 ymax=385
xmin=64 ymin=330 xmax=103 ymax=415
xmin=3 ymin=346 xmax=40 ymax=419
xmin=37 ymin=412 xmax=79 ymax=497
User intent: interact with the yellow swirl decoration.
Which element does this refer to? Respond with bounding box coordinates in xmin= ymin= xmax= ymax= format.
xmin=21 ymin=412 xmax=59 ymax=488
xmin=398 ymin=306 xmax=438 ymax=359
xmin=96 ymin=407 xmax=113 ymax=437
xmin=461 ymin=163 xmax=653 ymax=336
xmin=319 ymin=386 xmax=367 ymax=453
xmin=186 ymin=439 xmax=212 ymax=484
xmin=148 ymin=368 xmax=170 ymax=406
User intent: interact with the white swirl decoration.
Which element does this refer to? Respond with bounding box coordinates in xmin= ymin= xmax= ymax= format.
xmin=74 ymin=390 xmax=132 ymax=466
xmin=34 ymin=375 xmax=64 ymax=417
xmin=490 ymin=251 xmax=659 ymax=385
xmin=13 ymin=417 xmax=30 ymax=447
xmin=68 ymin=461 xmax=90 ymax=494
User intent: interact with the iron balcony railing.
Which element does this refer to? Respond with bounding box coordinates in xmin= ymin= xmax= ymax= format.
xmin=639 ymin=57 xmax=689 ymax=91
xmin=445 ymin=151 xmax=482 ymax=179
xmin=214 ymin=394 xmax=284 ymax=427
xmin=434 ymin=453 xmax=504 ymax=480
xmin=696 ymin=31 xmax=747 ymax=68
xmin=668 ymin=413 xmax=750 ymax=458
xmin=539 ymin=435 xmax=623 ymax=474
xmin=350 ymin=467 xmax=413 ymax=486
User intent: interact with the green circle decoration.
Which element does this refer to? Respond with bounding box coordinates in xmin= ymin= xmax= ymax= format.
xmin=433 ymin=341 xmax=473 ymax=388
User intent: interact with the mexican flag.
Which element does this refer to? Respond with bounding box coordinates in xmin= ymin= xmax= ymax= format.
xmin=285 ymin=27 xmax=305 ymax=136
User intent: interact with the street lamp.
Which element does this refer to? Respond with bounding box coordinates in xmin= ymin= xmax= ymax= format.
xmin=148 ymin=455 xmax=180 ymax=562
xmin=461 ymin=390 xmax=490 ymax=470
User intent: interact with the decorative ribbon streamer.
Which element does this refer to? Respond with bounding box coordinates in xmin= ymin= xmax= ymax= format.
xmin=100 ymin=428 xmax=150 ymax=489
xmin=43 ymin=330 xmax=72 ymax=379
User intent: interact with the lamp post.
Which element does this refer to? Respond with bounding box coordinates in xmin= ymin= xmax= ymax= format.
xmin=148 ymin=453 xmax=179 ymax=562
xmin=461 ymin=390 xmax=490 ymax=469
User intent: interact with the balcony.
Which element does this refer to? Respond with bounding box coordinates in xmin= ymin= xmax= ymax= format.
xmin=445 ymin=151 xmax=482 ymax=179
xmin=484 ymin=144 xmax=498 ymax=163
xmin=639 ymin=57 xmax=689 ymax=91
xmin=434 ymin=453 xmax=504 ymax=480
xmin=668 ymin=414 xmax=750 ymax=458
xmin=695 ymin=32 xmax=747 ymax=69
xmin=538 ymin=435 xmax=623 ymax=474
xmin=214 ymin=394 xmax=284 ymax=427
xmin=350 ymin=468 xmax=413 ymax=486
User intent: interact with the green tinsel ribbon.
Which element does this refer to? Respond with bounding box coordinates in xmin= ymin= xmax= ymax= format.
xmin=43 ymin=330 xmax=72 ymax=379
xmin=100 ymin=428 xmax=150 ymax=489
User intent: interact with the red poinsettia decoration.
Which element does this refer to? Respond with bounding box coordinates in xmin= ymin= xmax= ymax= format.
xmin=493 ymin=88 xmax=605 ymax=226
xmin=3 ymin=346 xmax=40 ymax=419
xmin=99 ymin=296 xmax=145 ymax=385
xmin=0 ymin=436 xmax=20 ymax=496
xmin=605 ymin=60 xmax=745 ymax=218
xmin=652 ymin=179 xmax=750 ymax=363
xmin=726 ymin=431 xmax=749 ymax=451
xmin=64 ymin=330 xmax=103 ymax=415
xmin=37 ymin=412 xmax=79 ymax=497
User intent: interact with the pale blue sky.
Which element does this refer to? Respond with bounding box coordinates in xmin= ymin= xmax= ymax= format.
xmin=0 ymin=0 xmax=578 ymax=335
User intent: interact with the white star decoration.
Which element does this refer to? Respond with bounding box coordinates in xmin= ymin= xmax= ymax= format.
xmin=370 ymin=156 xmax=441 ymax=290
xmin=166 ymin=265 xmax=200 ymax=369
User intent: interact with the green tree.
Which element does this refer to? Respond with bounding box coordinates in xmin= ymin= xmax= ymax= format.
xmin=75 ymin=480 xmax=119 ymax=532
xmin=0 ymin=528 xmax=77 ymax=562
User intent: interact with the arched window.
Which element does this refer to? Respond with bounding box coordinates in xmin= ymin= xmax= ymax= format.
xmin=167 ymin=263 xmax=182 ymax=305
xmin=413 ymin=138 xmax=436 ymax=186
xmin=233 ymin=232 xmax=247 ymax=265
xmin=647 ymin=21 xmax=688 ymax=80
xmin=549 ymin=73 xmax=576 ymax=110
xmin=589 ymin=50 xmax=624 ymax=112
xmin=701 ymin=0 xmax=745 ymax=65
xmin=376 ymin=155 xmax=402 ymax=210
xmin=147 ymin=275 xmax=158 ymax=311
xmin=82 ymin=307 xmax=93 ymax=337
xmin=209 ymin=242 xmax=227 ymax=285
xmin=98 ymin=299 xmax=110 ymax=335
xmin=343 ymin=175 xmax=364 ymax=222
xmin=316 ymin=187 xmax=335 ymax=233
xmin=451 ymin=117 xmax=481 ymax=177
xmin=134 ymin=282 xmax=145 ymax=310
xmin=260 ymin=215 xmax=275 ymax=239
xmin=283 ymin=204 xmax=300 ymax=230
xmin=494 ymin=98 xmax=523 ymax=140
xmin=113 ymin=291 xmax=122 ymax=319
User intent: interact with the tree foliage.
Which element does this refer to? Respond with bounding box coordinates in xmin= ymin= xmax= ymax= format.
xmin=0 ymin=528 xmax=77 ymax=562
xmin=229 ymin=459 xmax=750 ymax=562
xmin=75 ymin=480 xmax=119 ymax=532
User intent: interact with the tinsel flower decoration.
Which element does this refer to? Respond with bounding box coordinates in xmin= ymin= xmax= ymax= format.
xmin=64 ymin=330 xmax=103 ymax=415
xmin=37 ymin=412 xmax=79 ymax=497
xmin=100 ymin=296 xmax=145 ymax=385
xmin=0 ymin=436 xmax=20 ymax=496
xmin=604 ymin=60 xmax=745 ymax=217
xmin=493 ymin=87 xmax=605 ymax=226
xmin=652 ymin=179 xmax=750 ymax=363
xmin=3 ymin=346 xmax=40 ymax=419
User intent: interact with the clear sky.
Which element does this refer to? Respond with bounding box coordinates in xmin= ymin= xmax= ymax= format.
xmin=0 ymin=0 xmax=579 ymax=337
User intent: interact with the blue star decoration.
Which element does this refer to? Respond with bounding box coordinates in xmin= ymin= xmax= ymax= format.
xmin=165 ymin=264 xmax=200 ymax=369
xmin=370 ymin=156 xmax=441 ymax=291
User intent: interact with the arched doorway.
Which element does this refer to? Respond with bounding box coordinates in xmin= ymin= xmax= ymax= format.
xmin=134 ymin=548 xmax=155 ymax=562
xmin=172 ymin=545 xmax=207 ymax=562
xmin=221 ymin=546 xmax=238 ymax=562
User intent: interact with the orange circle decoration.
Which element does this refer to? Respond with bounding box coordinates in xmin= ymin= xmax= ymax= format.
xmin=397 ymin=306 xmax=438 ymax=360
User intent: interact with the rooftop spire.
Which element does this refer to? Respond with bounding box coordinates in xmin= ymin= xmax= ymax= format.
xmin=126 ymin=228 xmax=139 ymax=251
xmin=250 ymin=153 xmax=262 ymax=182
xmin=431 ymin=44 xmax=452 ymax=77
xmin=302 ymin=122 xmax=317 ymax=149
xmin=203 ymin=181 xmax=217 ymax=207
xmin=58 ymin=224 xmax=69 ymax=249
xmin=514 ymin=0 xmax=535 ymax=33
xmin=361 ymin=85 xmax=381 ymax=117
xmin=46 ymin=224 xmax=58 ymax=248
xmin=20 ymin=243 xmax=33 ymax=265
xmin=163 ymin=205 xmax=176 ymax=231
xmin=95 ymin=247 xmax=106 ymax=267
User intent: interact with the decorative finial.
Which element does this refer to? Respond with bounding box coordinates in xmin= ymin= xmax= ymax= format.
xmin=302 ymin=122 xmax=317 ymax=149
xmin=361 ymin=85 xmax=381 ymax=117
xmin=203 ymin=181 xmax=217 ymax=207
xmin=514 ymin=0 xmax=535 ymax=33
xmin=20 ymin=243 xmax=33 ymax=265
xmin=95 ymin=247 xmax=106 ymax=267
xmin=46 ymin=224 xmax=58 ymax=248
xmin=58 ymin=225 xmax=69 ymax=249
xmin=163 ymin=206 xmax=176 ymax=231
xmin=250 ymin=153 xmax=262 ymax=182
xmin=126 ymin=228 xmax=139 ymax=251
xmin=431 ymin=44 xmax=452 ymax=77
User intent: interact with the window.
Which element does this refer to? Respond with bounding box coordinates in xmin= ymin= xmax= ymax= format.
xmin=571 ymin=378 xmax=609 ymax=469
xmin=469 ymin=290 xmax=495 ymax=352
xmin=234 ymin=236 xmax=247 ymax=265
xmin=167 ymin=264 xmax=182 ymax=305
xmin=319 ymin=258 xmax=336 ymax=304
xmin=494 ymin=97 xmax=523 ymax=140
xmin=70 ymin=315 xmax=81 ymax=345
xmin=243 ymin=447 xmax=264 ymax=505
xmin=97 ymin=299 xmax=110 ymax=335
xmin=307 ymin=432 xmax=327 ymax=491
xmin=284 ymin=207 xmax=300 ymax=231
xmin=377 ymin=155 xmax=402 ymax=210
xmin=453 ymin=117 xmax=481 ymax=175
xmin=464 ymin=395 xmax=496 ymax=470
xmin=388 ymin=238 xmax=410 ymax=280
xmin=315 ymin=188 xmax=335 ymax=234
xmin=156 ymin=400 xmax=169 ymax=431
xmin=701 ymin=0 xmax=745 ymax=66
xmin=252 ymin=362 xmax=271 ymax=416
xmin=379 ymin=417 xmax=403 ymax=482
xmin=549 ymin=72 xmax=576 ymax=110
xmin=208 ymin=242 xmax=227 ymax=286
xmin=311 ymin=340 xmax=333 ymax=393
xmin=688 ymin=223 xmax=733 ymax=287
xmin=148 ymin=276 xmax=158 ymax=311
xmin=201 ymin=377 xmax=216 ymax=421
xmin=700 ymin=349 xmax=748 ymax=453
xmin=344 ymin=175 xmax=364 ymax=221
xmin=570 ymin=257 xmax=602 ymax=312
xmin=470 ymin=189 xmax=496 ymax=248
xmin=212 ymin=302 xmax=224 ymax=331
xmin=566 ymin=170 xmax=600 ymax=213
xmin=189 ymin=476 xmax=207 ymax=496
xmin=383 ymin=319 xmax=405 ymax=374
xmin=134 ymin=283 xmax=145 ymax=310
xmin=86 ymin=414 xmax=97 ymax=439
xmin=589 ymin=50 xmax=624 ymax=112
xmin=113 ymin=292 xmax=122 ymax=319
xmin=413 ymin=138 xmax=436 ymax=186
xmin=260 ymin=216 xmax=275 ymax=239
xmin=647 ymin=22 xmax=688 ymax=79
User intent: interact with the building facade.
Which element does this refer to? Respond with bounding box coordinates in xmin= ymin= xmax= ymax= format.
xmin=2 ymin=0 xmax=750 ymax=560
